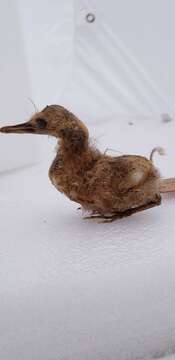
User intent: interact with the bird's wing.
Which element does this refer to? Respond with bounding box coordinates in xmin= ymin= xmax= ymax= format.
xmin=108 ymin=155 xmax=158 ymax=193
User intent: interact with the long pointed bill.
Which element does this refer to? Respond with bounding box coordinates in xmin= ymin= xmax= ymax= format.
xmin=0 ymin=121 xmax=35 ymax=134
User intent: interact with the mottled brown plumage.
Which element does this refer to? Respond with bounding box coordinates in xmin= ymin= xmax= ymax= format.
xmin=0 ymin=105 xmax=174 ymax=222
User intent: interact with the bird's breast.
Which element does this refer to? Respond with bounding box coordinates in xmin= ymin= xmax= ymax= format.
xmin=49 ymin=154 xmax=84 ymax=199
xmin=49 ymin=154 xmax=66 ymax=192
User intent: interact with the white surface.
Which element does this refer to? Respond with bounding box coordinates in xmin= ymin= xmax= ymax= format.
xmin=1 ymin=119 xmax=175 ymax=360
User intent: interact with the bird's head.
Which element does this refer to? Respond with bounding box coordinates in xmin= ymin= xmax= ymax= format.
xmin=0 ymin=105 xmax=89 ymax=141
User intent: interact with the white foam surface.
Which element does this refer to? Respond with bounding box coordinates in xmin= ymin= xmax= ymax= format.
xmin=1 ymin=118 xmax=175 ymax=360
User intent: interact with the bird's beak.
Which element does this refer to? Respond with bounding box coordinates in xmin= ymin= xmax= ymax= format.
xmin=0 ymin=121 xmax=35 ymax=134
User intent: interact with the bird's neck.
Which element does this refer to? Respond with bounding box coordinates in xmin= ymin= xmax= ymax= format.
xmin=59 ymin=139 xmax=91 ymax=166
xmin=57 ymin=138 xmax=101 ymax=171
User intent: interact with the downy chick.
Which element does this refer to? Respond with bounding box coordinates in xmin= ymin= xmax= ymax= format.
xmin=0 ymin=105 xmax=173 ymax=222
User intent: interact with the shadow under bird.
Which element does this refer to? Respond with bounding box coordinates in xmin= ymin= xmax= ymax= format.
xmin=0 ymin=105 xmax=175 ymax=222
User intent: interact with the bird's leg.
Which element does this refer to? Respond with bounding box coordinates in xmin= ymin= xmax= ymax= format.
xmin=83 ymin=212 xmax=115 ymax=220
xmin=83 ymin=195 xmax=161 ymax=222
xmin=83 ymin=215 xmax=112 ymax=220
xmin=83 ymin=212 xmax=117 ymax=222
xmin=102 ymin=195 xmax=161 ymax=223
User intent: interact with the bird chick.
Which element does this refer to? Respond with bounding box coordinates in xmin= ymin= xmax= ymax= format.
xmin=0 ymin=105 xmax=172 ymax=222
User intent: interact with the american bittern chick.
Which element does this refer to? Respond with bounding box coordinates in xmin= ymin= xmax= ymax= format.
xmin=0 ymin=105 xmax=174 ymax=222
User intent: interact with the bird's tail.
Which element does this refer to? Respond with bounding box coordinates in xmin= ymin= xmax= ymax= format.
xmin=160 ymin=178 xmax=175 ymax=193
xmin=150 ymin=147 xmax=165 ymax=162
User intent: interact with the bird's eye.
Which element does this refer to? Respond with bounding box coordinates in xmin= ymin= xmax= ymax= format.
xmin=36 ymin=118 xmax=47 ymax=129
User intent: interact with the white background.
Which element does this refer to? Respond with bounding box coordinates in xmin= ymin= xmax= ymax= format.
xmin=1 ymin=1 xmax=175 ymax=360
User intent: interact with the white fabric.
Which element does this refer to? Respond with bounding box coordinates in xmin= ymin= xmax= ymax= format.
xmin=18 ymin=0 xmax=175 ymax=119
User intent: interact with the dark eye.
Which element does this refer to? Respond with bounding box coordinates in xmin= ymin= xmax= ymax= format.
xmin=36 ymin=118 xmax=47 ymax=129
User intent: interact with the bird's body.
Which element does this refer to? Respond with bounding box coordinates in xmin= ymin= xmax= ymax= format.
xmin=49 ymin=137 xmax=161 ymax=219
xmin=0 ymin=104 xmax=169 ymax=222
